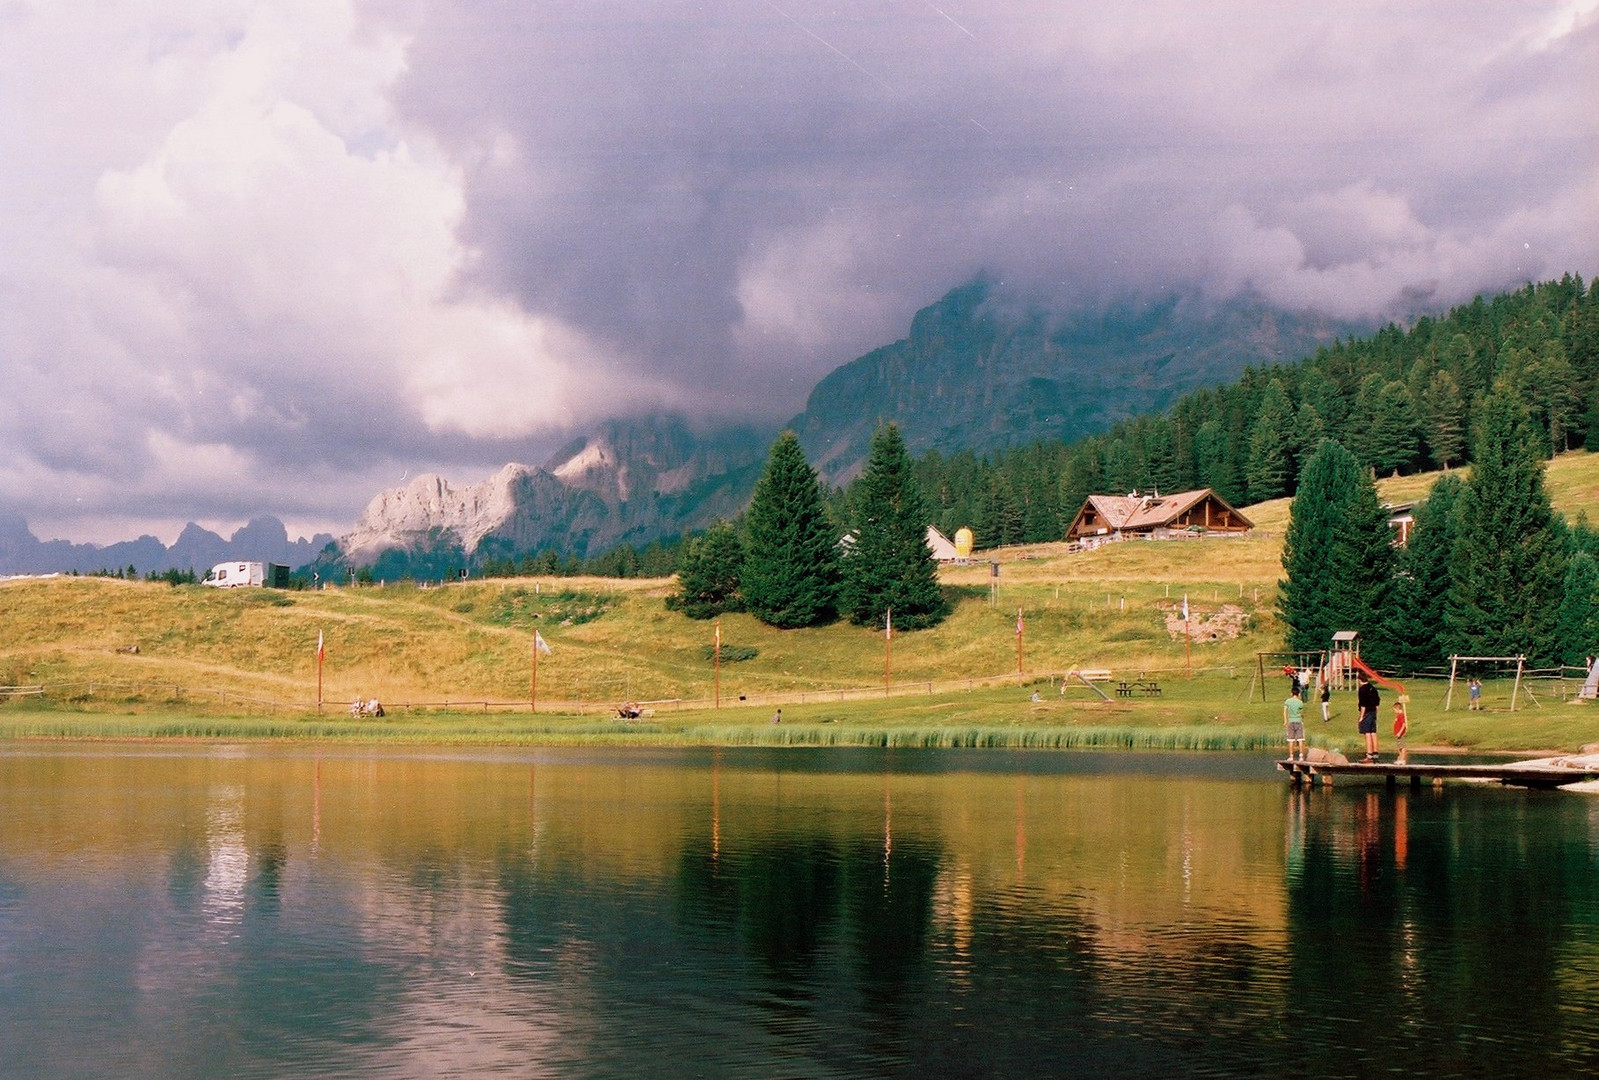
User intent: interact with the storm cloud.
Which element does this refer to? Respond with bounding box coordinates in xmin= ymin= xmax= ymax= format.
xmin=1 ymin=0 xmax=1594 ymax=542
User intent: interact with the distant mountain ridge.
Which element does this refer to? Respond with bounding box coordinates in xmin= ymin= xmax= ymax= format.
xmin=0 ymin=280 xmax=1373 ymax=574
xmin=0 ymin=512 xmax=334 ymax=577
xmin=338 ymin=417 xmax=771 ymax=567
xmin=790 ymin=279 xmax=1366 ymax=484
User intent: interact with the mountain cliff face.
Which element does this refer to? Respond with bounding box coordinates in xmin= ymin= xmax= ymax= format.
xmin=339 ymin=417 xmax=770 ymax=565
xmin=789 ymin=280 xmax=1365 ymax=485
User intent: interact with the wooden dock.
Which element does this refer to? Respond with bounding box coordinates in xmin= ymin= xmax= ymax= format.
xmin=1278 ymin=756 xmax=1599 ymax=790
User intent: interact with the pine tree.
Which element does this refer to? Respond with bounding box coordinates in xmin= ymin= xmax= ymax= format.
xmin=980 ymin=477 xmax=1024 ymax=549
xmin=1422 ymin=369 xmax=1465 ymax=469
xmin=1245 ymin=380 xmax=1294 ymax=502
xmin=1447 ymin=387 xmax=1569 ymax=664
xmin=1554 ymin=551 xmax=1599 ymax=667
xmin=1289 ymin=401 xmax=1326 ymax=489
xmin=742 ymin=431 xmax=840 ymax=628
xmin=1278 ymin=439 xmax=1395 ymax=661
xmin=671 ymin=521 xmax=744 ymax=619
xmin=839 ymin=424 xmax=950 ymax=630
xmin=1367 ymin=380 xmax=1420 ymax=476
xmin=1384 ymin=473 xmax=1461 ymax=674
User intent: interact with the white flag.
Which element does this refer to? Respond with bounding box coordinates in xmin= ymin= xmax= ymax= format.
xmin=316 ymin=630 xmax=324 ymax=661
xmin=1182 ymin=594 xmax=1189 ymax=622
xmin=885 ymin=608 xmax=893 ymax=640
xmin=534 ymin=630 xmax=552 ymax=655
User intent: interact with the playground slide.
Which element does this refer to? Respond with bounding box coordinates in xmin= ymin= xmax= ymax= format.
xmin=1346 ymin=654 xmax=1408 ymax=700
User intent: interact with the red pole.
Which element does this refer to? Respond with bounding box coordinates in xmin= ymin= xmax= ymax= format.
xmin=714 ymin=619 xmax=721 ymax=709
xmin=531 ymin=636 xmax=538 ymax=714
xmin=1016 ymin=608 xmax=1024 ymax=674
xmin=316 ymin=630 xmax=323 ymax=714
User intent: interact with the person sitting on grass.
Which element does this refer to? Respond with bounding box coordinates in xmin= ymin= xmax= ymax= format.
xmin=1283 ymin=689 xmax=1306 ymax=762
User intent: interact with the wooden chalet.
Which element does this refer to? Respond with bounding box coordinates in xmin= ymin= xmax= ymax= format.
xmin=1066 ymin=489 xmax=1252 ymax=542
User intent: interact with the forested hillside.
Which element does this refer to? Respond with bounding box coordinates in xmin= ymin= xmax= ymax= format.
xmin=909 ymin=276 xmax=1599 ymax=549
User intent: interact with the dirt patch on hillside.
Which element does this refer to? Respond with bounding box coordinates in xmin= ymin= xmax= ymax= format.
xmin=1163 ymin=603 xmax=1250 ymax=641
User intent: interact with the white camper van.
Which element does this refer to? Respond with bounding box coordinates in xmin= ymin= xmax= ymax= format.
xmin=203 ymin=561 xmax=265 ymax=588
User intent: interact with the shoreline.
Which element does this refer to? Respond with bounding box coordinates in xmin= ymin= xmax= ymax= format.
xmin=0 ymin=713 xmax=1579 ymax=758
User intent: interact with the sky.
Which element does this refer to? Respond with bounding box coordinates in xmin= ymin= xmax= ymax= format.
xmin=1 ymin=0 xmax=1595 ymax=545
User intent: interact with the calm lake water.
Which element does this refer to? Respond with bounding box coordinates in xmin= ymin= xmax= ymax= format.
xmin=3 ymin=743 xmax=1599 ymax=1079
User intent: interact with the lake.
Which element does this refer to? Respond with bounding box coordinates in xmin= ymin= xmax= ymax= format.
xmin=3 ymin=743 xmax=1598 ymax=1078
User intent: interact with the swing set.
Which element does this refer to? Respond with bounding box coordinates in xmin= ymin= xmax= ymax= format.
xmin=1444 ymin=655 xmax=1530 ymax=711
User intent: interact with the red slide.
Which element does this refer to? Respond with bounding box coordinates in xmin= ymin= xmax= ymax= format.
xmin=1346 ymin=653 xmax=1407 ymax=699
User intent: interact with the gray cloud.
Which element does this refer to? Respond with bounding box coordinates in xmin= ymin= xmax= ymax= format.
xmin=0 ymin=0 xmax=1594 ymax=542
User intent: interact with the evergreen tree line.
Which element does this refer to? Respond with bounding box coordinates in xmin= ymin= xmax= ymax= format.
xmin=673 ymin=425 xmax=949 ymax=631
xmin=898 ymin=276 xmax=1599 ymax=548
xmin=1281 ymin=384 xmax=1599 ymax=674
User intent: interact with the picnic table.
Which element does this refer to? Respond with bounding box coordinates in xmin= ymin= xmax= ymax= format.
xmin=1115 ymin=679 xmax=1162 ymax=697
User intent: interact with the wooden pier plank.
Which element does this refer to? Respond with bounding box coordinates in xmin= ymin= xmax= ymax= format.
xmin=1277 ymin=758 xmax=1599 ymax=789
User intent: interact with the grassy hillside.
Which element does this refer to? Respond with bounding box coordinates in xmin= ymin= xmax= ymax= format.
xmin=6 ymin=450 xmax=1599 ymax=751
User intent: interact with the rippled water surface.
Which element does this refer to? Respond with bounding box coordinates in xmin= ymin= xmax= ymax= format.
xmin=4 ymin=743 xmax=1599 ymax=1078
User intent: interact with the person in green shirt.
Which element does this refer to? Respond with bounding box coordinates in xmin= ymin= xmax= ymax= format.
xmin=1283 ymin=692 xmax=1306 ymax=761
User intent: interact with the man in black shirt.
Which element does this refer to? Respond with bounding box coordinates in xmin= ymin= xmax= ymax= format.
xmin=1356 ymin=672 xmax=1381 ymax=762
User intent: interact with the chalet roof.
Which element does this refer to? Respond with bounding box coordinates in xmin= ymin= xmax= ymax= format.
xmin=1081 ymin=489 xmax=1253 ymax=532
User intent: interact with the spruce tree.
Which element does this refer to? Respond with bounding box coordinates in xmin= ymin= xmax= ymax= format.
xmin=1278 ymin=439 xmax=1395 ymax=661
xmin=671 ymin=521 xmax=744 ymax=619
xmin=980 ymin=477 xmax=1024 ymax=548
xmin=1289 ymin=401 xmax=1326 ymax=488
xmin=1447 ymin=387 xmax=1569 ymax=664
xmin=1384 ymin=474 xmax=1461 ymax=674
xmin=1367 ymin=380 xmax=1420 ymax=476
xmin=1245 ymin=380 xmax=1294 ymax=502
xmin=1555 ymin=551 xmax=1599 ymax=667
xmin=742 ymin=431 xmax=840 ymax=628
xmin=1422 ymin=369 xmax=1465 ymax=469
xmin=839 ymin=424 xmax=950 ymax=630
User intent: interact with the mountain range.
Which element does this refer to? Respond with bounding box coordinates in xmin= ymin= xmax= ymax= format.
xmin=0 ymin=512 xmax=334 ymax=578
xmin=0 ymin=279 xmax=1367 ymax=576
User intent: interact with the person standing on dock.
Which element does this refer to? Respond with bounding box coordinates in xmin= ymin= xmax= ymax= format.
xmin=1357 ymin=672 xmax=1380 ymax=762
xmin=1283 ymin=690 xmax=1307 ymax=761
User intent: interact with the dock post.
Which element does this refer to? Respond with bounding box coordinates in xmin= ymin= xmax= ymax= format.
xmin=1386 ymin=774 xmax=1397 ymax=791
xmin=1411 ymin=774 xmax=1421 ymax=792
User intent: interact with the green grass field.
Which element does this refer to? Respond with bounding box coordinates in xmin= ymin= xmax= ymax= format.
xmin=5 ymin=450 xmax=1599 ymax=752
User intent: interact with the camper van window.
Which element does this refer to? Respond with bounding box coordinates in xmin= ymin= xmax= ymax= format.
xmin=218 ymin=569 xmax=227 ymax=580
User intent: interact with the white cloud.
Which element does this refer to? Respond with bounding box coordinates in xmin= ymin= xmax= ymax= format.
xmin=0 ymin=0 xmax=643 ymax=541
xmin=1 ymin=0 xmax=1595 ymax=543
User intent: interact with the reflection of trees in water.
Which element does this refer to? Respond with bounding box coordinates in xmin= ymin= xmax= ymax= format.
xmin=1287 ymin=788 xmax=1599 ymax=1075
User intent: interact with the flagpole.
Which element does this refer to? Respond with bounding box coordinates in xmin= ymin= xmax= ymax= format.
xmin=316 ymin=630 xmax=323 ymax=714
xmin=884 ymin=608 xmax=892 ymax=691
xmin=1183 ymin=593 xmax=1191 ymax=678
xmin=714 ymin=619 xmax=721 ymax=709
xmin=1016 ymin=608 xmax=1024 ymax=674
xmin=531 ymin=634 xmax=538 ymax=714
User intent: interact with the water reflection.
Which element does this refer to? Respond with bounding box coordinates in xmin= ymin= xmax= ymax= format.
xmin=1 ymin=744 xmax=1598 ymax=1077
